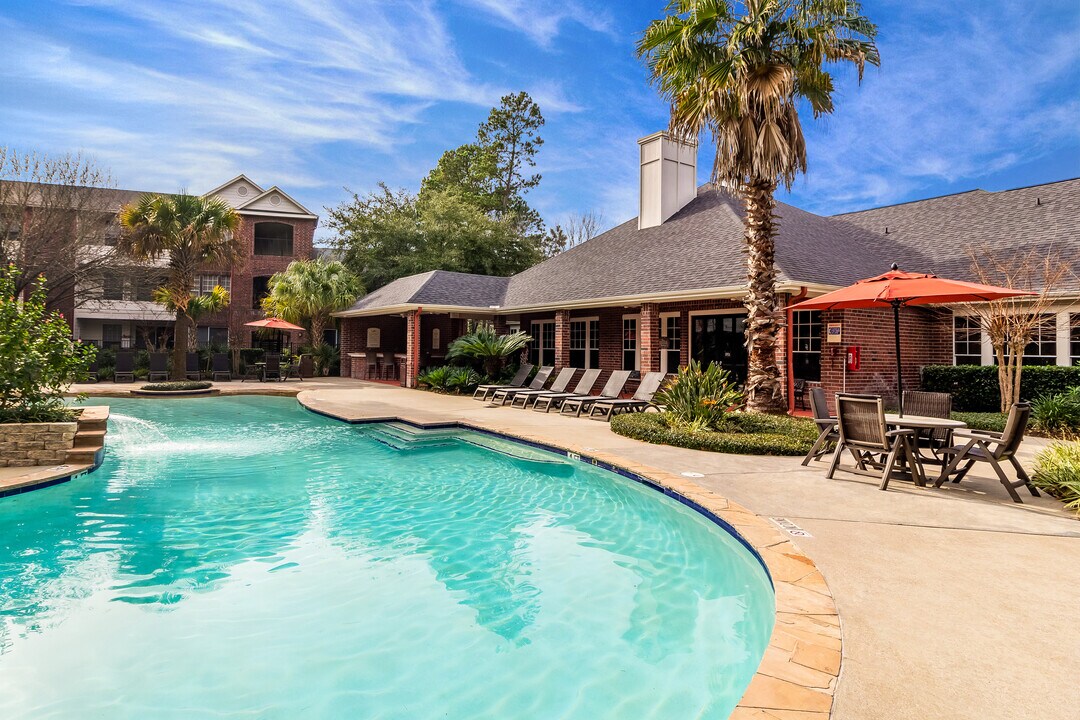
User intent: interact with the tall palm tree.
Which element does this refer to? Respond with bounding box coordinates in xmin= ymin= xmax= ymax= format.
xmin=261 ymin=259 xmax=363 ymax=349
xmin=638 ymin=0 xmax=878 ymax=413
xmin=119 ymin=194 xmax=241 ymax=379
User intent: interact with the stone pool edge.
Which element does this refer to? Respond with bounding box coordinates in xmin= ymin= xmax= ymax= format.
xmin=298 ymin=395 xmax=842 ymax=719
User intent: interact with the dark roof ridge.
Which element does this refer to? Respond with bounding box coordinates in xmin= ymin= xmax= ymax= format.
xmin=833 ymin=188 xmax=986 ymax=217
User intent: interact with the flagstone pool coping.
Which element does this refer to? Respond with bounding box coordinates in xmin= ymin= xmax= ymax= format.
xmin=299 ymin=395 xmax=842 ymax=719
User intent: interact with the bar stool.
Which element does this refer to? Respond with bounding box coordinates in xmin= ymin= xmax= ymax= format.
xmin=365 ymin=354 xmax=378 ymax=380
xmin=381 ymin=354 xmax=397 ymax=380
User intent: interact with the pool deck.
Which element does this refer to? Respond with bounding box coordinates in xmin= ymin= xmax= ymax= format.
xmin=63 ymin=378 xmax=1080 ymax=719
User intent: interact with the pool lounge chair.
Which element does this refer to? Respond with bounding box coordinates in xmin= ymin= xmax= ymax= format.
xmin=185 ymin=352 xmax=203 ymax=381
xmin=559 ymin=370 xmax=632 ymax=418
xmin=508 ymin=367 xmax=576 ymax=408
xmin=491 ymin=366 xmax=552 ymax=405
xmin=588 ymin=372 xmax=666 ymax=421
xmin=211 ymin=353 xmax=232 ymax=382
xmin=531 ymin=369 xmax=602 ymax=413
xmin=473 ymin=364 xmax=534 ymax=401
xmin=148 ymin=352 xmax=169 ymax=382
xmin=114 ymin=352 xmax=135 ymax=383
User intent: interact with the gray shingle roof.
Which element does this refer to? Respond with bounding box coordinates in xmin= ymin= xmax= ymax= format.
xmin=340 ymin=178 xmax=1080 ymax=315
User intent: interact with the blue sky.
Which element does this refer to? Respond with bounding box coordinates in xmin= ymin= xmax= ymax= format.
xmin=1 ymin=0 xmax=1078 ymax=241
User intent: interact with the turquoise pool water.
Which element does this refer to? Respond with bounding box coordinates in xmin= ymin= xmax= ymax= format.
xmin=1 ymin=396 xmax=773 ymax=719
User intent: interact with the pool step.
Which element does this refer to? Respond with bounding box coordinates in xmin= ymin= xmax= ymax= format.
xmin=66 ymin=407 xmax=109 ymax=468
xmin=365 ymin=422 xmax=572 ymax=470
xmin=361 ymin=423 xmax=458 ymax=451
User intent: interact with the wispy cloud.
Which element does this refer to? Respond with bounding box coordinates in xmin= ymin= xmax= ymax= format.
xmin=456 ymin=0 xmax=614 ymax=48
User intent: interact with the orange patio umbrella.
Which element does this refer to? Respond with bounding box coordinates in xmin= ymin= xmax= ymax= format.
xmin=789 ymin=264 xmax=1035 ymax=415
xmin=244 ymin=317 xmax=306 ymax=331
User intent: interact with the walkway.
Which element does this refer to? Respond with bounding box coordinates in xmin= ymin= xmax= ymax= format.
xmin=295 ymin=381 xmax=1080 ymax=720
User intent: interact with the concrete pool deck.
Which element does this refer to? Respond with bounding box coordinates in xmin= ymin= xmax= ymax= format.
xmin=65 ymin=378 xmax=1080 ymax=719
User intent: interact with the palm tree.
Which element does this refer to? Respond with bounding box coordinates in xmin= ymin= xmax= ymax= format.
xmin=261 ymin=259 xmax=363 ymax=349
xmin=638 ymin=0 xmax=879 ymax=413
xmin=119 ymin=194 xmax=241 ymax=379
xmin=447 ymin=322 xmax=532 ymax=377
xmin=152 ymin=284 xmax=230 ymax=349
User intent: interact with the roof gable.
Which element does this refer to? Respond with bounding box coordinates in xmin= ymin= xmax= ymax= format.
xmin=236 ymin=185 xmax=316 ymax=218
xmin=203 ymin=175 xmax=264 ymax=207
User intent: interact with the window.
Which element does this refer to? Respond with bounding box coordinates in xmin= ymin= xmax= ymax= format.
xmin=589 ymin=319 xmax=600 ymax=369
xmin=196 ymin=326 xmax=229 ymax=348
xmin=102 ymin=323 xmax=122 ymax=349
xmin=101 ymin=271 xmax=124 ymax=300
xmin=791 ymin=310 xmax=822 ymax=381
xmin=432 ymin=328 xmax=441 ymax=350
xmin=366 ymin=327 xmax=381 ymax=348
xmin=953 ymin=315 xmax=982 ymax=365
xmin=569 ymin=320 xmax=588 ymax=368
xmin=193 ymin=274 xmax=231 ymax=296
xmin=623 ymin=317 xmax=639 ymax=371
xmin=324 ymin=328 xmax=339 ymax=348
xmin=1023 ymin=314 xmax=1057 ymax=366
xmin=254 ymin=222 xmax=294 ymax=256
xmin=252 ymin=276 xmax=271 ymax=309
xmin=662 ymin=314 xmax=681 ymax=374
xmin=1072 ymin=314 xmax=1080 ymax=366
xmin=529 ymin=321 xmax=555 ymax=366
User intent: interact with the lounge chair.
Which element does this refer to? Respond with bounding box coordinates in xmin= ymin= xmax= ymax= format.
xmin=508 ymin=367 xmax=576 ymax=408
xmin=490 ymin=366 xmax=553 ymax=405
xmin=934 ymin=402 xmax=1039 ymax=503
xmin=826 ymin=393 xmax=922 ymax=491
xmin=532 ymin=369 xmax=602 ymax=413
xmin=801 ymin=386 xmax=838 ymax=466
xmin=559 ymin=370 xmax=632 ymax=418
xmin=211 ymin=353 xmax=232 ymax=382
xmin=284 ymin=356 xmax=303 ymax=381
xmin=902 ymin=390 xmax=953 ymax=465
xmin=86 ymin=359 xmax=99 ymax=383
xmin=148 ymin=352 xmax=169 ymax=382
xmin=114 ymin=352 xmax=135 ymax=383
xmin=185 ymin=352 xmax=203 ymax=380
xmin=473 ymin=364 xmax=534 ymax=401
xmin=264 ymin=354 xmax=282 ymax=381
xmin=588 ymin=372 xmax=666 ymax=420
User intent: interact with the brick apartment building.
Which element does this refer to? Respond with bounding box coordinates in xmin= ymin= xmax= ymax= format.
xmin=57 ymin=175 xmax=318 ymax=351
xmin=335 ymin=132 xmax=1080 ymax=409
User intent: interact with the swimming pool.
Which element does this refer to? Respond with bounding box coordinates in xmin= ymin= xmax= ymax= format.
xmin=1 ymin=396 xmax=774 ymax=719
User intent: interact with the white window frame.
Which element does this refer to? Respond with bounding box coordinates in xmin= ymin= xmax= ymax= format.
xmin=529 ymin=319 xmax=556 ymax=367
xmin=622 ymin=313 xmax=640 ymax=371
xmin=659 ymin=311 xmax=681 ymax=374
xmin=952 ymin=313 xmax=984 ymax=365
xmin=569 ymin=316 xmax=599 ymax=369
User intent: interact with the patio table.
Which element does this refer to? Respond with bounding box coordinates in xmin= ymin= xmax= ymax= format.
xmin=883 ymin=414 xmax=967 ymax=486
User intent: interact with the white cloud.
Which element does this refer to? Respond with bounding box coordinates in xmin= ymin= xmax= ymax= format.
xmin=456 ymin=0 xmax=614 ymax=48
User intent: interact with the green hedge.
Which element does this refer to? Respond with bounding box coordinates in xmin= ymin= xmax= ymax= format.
xmin=610 ymin=412 xmax=818 ymax=456
xmin=139 ymin=381 xmax=212 ymax=391
xmin=922 ymin=365 xmax=1080 ymax=412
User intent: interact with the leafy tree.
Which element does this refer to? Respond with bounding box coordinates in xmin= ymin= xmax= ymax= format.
xmin=420 ymin=144 xmax=500 ymax=214
xmin=261 ymin=259 xmax=364 ymax=349
xmin=118 ymin=193 xmax=241 ymax=379
xmin=447 ymin=322 xmax=532 ymax=377
xmin=479 ymin=91 xmax=545 ymax=218
xmin=152 ymin=284 xmax=230 ymax=349
xmin=638 ymin=0 xmax=878 ymax=413
xmin=0 ymin=265 xmax=96 ymax=422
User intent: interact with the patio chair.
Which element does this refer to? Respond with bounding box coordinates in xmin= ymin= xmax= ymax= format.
xmin=184 ymin=352 xmax=203 ymax=381
xmin=211 ymin=353 xmax=232 ymax=382
xmin=86 ymin=359 xmax=99 ymax=383
xmin=148 ymin=352 xmax=169 ymax=382
xmin=473 ymin=364 xmax=534 ymax=401
xmin=801 ymin=386 xmax=838 ymax=466
xmin=284 ymin=357 xmax=303 ymax=381
xmin=559 ymin=370 xmax=632 ymax=418
xmin=588 ymin=372 xmax=666 ymax=421
xmin=793 ymin=378 xmax=808 ymax=410
xmin=934 ymin=402 xmax=1039 ymax=503
xmin=826 ymin=393 xmax=922 ymax=491
xmin=491 ymin=366 xmax=552 ymax=405
xmin=903 ymin=390 xmax=954 ymax=464
xmin=114 ymin=352 xmax=135 ymax=383
xmin=263 ymin=354 xmax=282 ymax=381
xmin=532 ymin=369 xmax=601 ymax=413
xmin=508 ymin=367 xmax=576 ymax=408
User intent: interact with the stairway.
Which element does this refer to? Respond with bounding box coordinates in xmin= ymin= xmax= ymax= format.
xmin=66 ymin=406 xmax=109 ymax=468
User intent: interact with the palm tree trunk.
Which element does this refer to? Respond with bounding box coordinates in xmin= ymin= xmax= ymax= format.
xmin=741 ymin=179 xmax=787 ymax=414
xmin=172 ymin=309 xmax=189 ymax=380
xmin=309 ymin=315 xmax=325 ymax=350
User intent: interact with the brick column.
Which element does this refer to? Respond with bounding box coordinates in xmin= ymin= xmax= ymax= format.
xmin=554 ymin=310 xmax=571 ymax=369
xmin=640 ymin=303 xmax=661 ymax=373
xmin=405 ymin=310 xmax=421 ymax=388
xmin=493 ymin=316 xmax=511 ymax=335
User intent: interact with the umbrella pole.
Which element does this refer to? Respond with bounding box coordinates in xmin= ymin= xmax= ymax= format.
xmin=893 ymin=300 xmax=904 ymax=416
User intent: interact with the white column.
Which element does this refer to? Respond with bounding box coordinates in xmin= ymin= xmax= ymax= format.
xmin=1056 ymin=310 xmax=1071 ymax=367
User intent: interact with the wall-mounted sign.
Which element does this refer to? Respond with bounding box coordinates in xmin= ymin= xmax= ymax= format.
xmin=827 ymin=322 xmax=843 ymax=343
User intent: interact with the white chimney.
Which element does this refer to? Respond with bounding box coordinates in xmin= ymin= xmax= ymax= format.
xmin=638 ymin=131 xmax=698 ymax=230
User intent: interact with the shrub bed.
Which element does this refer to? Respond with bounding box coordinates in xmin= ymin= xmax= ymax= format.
xmin=922 ymin=365 xmax=1080 ymax=412
xmin=139 ymin=381 xmax=213 ymax=392
xmin=951 ymin=412 xmax=1009 ymax=434
xmin=1032 ymin=441 xmax=1080 ymax=516
xmin=610 ymin=411 xmax=818 ymax=456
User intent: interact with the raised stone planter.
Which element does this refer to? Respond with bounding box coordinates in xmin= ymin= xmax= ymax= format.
xmin=131 ymin=388 xmax=218 ymax=397
xmin=0 ymin=421 xmax=77 ymax=468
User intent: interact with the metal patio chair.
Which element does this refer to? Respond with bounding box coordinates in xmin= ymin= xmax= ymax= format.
xmin=473 ymin=364 xmax=533 ymax=400
xmin=826 ymin=393 xmax=922 ymax=491
xmin=903 ymin=390 xmax=954 ymax=464
xmin=532 ymin=369 xmax=602 ymax=413
xmin=934 ymin=402 xmax=1040 ymax=503
xmin=801 ymin=387 xmax=838 ymax=466
xmin=508 ymin=367 xmax=576 ymax=408
xmin=490 ymin=366 xmax=553 ymax=405
xmin=559 ymin=370 xmax=632 ymax=418
xmin=588 ymin=372 xmax=666 ymax=420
